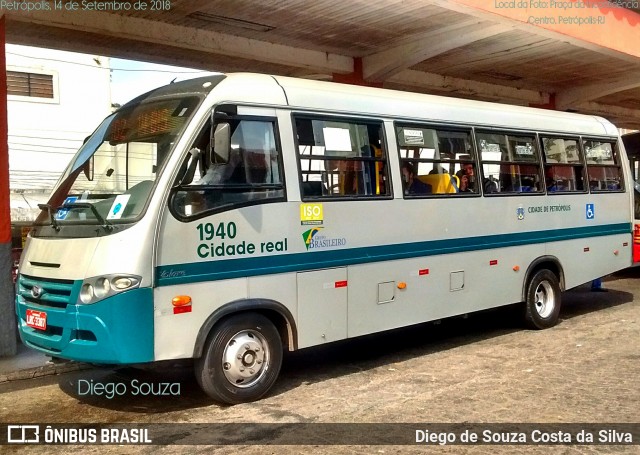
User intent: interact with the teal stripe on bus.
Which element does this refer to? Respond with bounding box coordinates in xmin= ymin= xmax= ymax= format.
xmin=156 ymin=223 xmax=631 ymax=287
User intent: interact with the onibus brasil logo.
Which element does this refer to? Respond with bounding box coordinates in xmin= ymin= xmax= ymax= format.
xmin=302 ymin=227 xmax=323 ymax=250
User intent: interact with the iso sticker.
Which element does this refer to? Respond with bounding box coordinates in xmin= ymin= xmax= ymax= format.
xmin=300 ymin=203 xmax=323 ymax=225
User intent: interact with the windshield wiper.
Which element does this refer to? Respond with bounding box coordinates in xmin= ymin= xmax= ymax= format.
xmin=63 ymin=202 xmax=114 ymax=232
xmin=37 ymin=204 xmax=60 ymax=232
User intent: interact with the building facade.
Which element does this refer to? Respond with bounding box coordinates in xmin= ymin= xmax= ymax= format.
xmin=7 ymin=44 xmax=111 ymax=222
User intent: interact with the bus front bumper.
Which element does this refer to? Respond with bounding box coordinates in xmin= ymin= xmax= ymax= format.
xmin=15 ymin=276 xmax=154 ymax=364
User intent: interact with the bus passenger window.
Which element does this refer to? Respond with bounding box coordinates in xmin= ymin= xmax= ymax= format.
xmin=583 ymin=139 xmax=623 ymax=192
xmin=541 ymin=137 xmax=585 ymax=193
xmin=396 ymin=125 xmax=475 ymax=196
xmin=295 ymin=116 xmax=390 ymax=199
xmin=476 ymin=131 xmax=543 ymax=194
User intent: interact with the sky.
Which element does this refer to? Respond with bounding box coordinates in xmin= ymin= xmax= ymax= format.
xmin=109 ymin=58 xmax=219 ymax=105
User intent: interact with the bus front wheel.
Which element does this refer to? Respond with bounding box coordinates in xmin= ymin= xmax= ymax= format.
xmin=523 ymin=269 xmax=561 ymax=330
xmin=195 ymin=313 xmax=283 ymax=404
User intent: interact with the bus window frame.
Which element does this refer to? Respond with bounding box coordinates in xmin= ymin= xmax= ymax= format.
xmin=168 ymin=113 xmax=288 ymax=222
xmin=292 ymin=112 xmax=393 ymax=201
xmin=581 ymin=135 xmax=625 ymax=194
xmin=394 ymin=121 xmax=480 ymax=198
xmin=539 ymin=134 xmax=588 ymax=195
xmin=475 ymin=128 xmax=545 ymax=197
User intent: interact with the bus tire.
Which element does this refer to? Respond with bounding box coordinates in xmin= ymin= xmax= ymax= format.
xmin=195 ymin=313 xmax=282 ymax=404
xmin=523 ymin=269 xmax=561 ymax=330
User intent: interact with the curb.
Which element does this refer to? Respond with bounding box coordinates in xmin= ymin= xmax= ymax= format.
xmin=0 ymin=361 xmax=92 ymax=384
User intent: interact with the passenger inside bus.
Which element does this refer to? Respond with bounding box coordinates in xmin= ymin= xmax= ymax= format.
xmin=484 ymin=178 xmax=498 ymax=193
xmin=545 ymin=166 xmax=566 ymax=192
xmin=402 ymin=161 xmax=432 ymax=195
xmin=456 ymin=163 xmax=475 ymax=193
xmin=456 ymin=162 xmax=498 ymax=193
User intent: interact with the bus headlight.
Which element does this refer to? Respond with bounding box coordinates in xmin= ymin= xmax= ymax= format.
xmin=80 ymin=283 xmax=95 ymax=304
xmin=113 ymin=277 xmax=135 ymax=290
xmin=94 ymin=278 xmax=111 ymax=299
xmin=77 ymin=274 xmax=141 ymax=305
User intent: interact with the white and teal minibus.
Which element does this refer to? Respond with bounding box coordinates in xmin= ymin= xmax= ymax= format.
xmin=16 ymin=74 xmax=633 ymax=404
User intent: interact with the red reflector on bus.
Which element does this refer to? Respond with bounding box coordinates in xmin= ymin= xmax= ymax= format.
xmin=489 ymin=260 xmax=498 ymax=266
xmin=173 ymin=306 xmax=192 ymax=315
xmin=419 ymin=269 xmax=429 ymax=275
xmin=335 ymin=280 xmax=348 ymax=288
xmin=584 ymin=247 xmax=590 ymax=252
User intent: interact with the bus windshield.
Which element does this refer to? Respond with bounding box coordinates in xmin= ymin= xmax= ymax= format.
xmin=35 ymin=96 xmax=201 ymax=230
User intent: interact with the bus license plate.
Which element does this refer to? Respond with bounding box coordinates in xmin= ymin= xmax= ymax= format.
xmin=26 ymin=309 xmax=47 ymax=331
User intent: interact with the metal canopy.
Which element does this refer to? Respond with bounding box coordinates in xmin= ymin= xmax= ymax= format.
xmin=4 ymin=0 xmax=640 ymax=128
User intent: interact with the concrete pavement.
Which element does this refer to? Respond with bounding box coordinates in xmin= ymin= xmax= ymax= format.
xmin=0 ymin=340 xmax=90 ymax=383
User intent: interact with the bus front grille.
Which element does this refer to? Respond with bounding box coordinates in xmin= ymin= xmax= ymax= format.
xmin=18 ymin=274 xmax=75 ymax=309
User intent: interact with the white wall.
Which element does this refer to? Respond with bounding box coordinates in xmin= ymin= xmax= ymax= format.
xmin=7 ymin=44 xmax=112 ymax=219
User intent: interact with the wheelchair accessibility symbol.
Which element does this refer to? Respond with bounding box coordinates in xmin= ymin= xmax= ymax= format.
xmin=586 ymin=203 xmax=595 ymax=220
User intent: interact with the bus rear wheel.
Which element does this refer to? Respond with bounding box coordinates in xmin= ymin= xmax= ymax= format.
xmin=195 ymin=313 xmax=282 ymax=404
xmin=523 ymin=269 xmax=561 ymax=330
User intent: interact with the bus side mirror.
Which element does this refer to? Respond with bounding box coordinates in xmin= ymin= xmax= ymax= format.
xmin=214 ymin=123 xmax=231 ymax=163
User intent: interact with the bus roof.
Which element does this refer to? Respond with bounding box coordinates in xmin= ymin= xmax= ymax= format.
xmin=211 ymin=73 xmax=618 ymax=138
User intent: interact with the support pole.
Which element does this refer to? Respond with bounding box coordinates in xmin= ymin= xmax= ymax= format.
xmin=0 ymin=14 xmax=18 ymax=357
xmin=333 ymin=58 xmax=383 ymax=88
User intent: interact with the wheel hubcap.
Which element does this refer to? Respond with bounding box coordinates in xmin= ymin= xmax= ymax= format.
xmin=222 ymin=330 xmax=269 ymax=388
xmin=534 ymin=281 xmax=555 ymax=318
